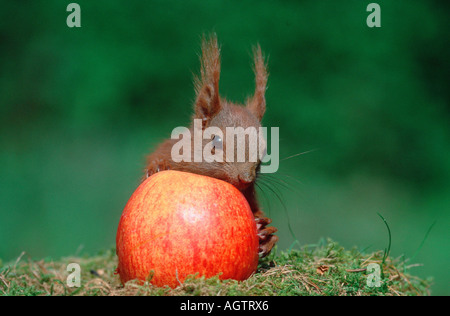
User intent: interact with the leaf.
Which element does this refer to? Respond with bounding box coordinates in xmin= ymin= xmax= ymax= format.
xmin=316 ymin=265 xmax=329 ymax=276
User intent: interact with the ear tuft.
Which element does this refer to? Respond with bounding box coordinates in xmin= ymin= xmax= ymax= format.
xmin=247 ymin=44 xmax=268 ymax=121
xmin=194 ymin=34 xmax=221 ymax=123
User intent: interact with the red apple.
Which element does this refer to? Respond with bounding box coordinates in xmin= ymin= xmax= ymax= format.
xmin=116 ymin=170 xmax=259 ymax=288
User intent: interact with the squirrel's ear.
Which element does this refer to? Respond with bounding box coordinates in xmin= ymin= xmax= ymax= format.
xmin=247 ymin=44 xmax=268 ymax=122
xmin=194 ymin=34 xmax=221 ymax=125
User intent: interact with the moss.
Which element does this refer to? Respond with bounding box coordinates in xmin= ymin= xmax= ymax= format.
xmin=0 ymin=239 xmax=431 ymax=296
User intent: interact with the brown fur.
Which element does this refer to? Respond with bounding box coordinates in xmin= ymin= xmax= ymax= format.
xmin=144 ymin=34 xmax=278 ymax=257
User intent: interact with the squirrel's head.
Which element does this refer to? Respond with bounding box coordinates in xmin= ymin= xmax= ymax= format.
xmin=188 ymin=34 xmax=268 ymax=190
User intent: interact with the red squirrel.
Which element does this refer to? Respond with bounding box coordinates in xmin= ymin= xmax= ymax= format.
xmin=143 ymin=34 xmax=278 ymax=257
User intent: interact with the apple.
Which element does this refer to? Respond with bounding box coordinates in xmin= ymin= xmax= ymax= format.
xmin=116 ymin=170 xmax=259 ymax=288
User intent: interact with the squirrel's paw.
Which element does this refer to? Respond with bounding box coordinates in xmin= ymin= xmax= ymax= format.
xmin=255 ymin=217 xmax=278 ymax=258
xmin=143 ymin=159 xmax=171 ymax=180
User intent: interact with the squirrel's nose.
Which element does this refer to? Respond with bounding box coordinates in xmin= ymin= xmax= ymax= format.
xmin=238 ymin=173 xmax=254 ymax=185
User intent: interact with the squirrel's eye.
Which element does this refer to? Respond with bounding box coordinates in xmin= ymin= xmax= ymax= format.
xmin=212 ymin=135 xmax=223 ymax=150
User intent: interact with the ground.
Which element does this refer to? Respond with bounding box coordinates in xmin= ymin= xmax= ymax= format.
xmin=0 ymin=239 xmax=431 ymax=296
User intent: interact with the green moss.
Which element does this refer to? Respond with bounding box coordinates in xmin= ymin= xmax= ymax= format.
xmin=0 ymin=239 xmax=431 ymax=296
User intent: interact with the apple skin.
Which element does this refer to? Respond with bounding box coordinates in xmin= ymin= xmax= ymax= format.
xmin=116 ymin=170 xmax=259 ymax=288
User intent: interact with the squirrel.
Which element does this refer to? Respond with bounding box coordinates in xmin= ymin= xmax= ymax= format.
xmin=143 ymin=34 xmax=278 ymax=258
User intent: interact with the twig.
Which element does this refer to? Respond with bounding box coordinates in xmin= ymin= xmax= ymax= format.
xmin=346 ymin=268 xmax=367 ymax=273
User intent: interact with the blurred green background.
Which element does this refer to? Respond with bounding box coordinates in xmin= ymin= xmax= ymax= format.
xmin=0 ymin=1 xmax=448 ymax=294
